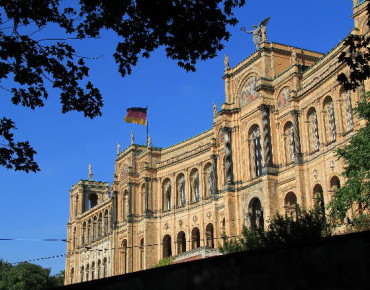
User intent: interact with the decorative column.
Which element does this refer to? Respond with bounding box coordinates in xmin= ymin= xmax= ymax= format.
xmin=127 ymin=182 xmax=133 ymax=222
xmin=112 ymin=191 xmax=118 ymax=229
xmin=222 ymin=127 xmax=234 ymax=189
xmin=144 ymin=177 xmax=153 ymax=218
xmin=258 ymin=104 xmax=273 ymax=167
xmin=211 ymin=154 xmax=218 ymax=196
xmin=290 ymin=110 xmax=302 ymax=161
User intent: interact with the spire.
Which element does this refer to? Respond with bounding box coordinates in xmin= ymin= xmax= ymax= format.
xmin=88 ymin=164 xmax=93 ymax=181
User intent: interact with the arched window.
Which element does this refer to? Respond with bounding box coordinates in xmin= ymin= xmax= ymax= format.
xmin=97 ymin=260 xmax=101 ymax=279
xmin=80 ymin=266 xmax=84 ymax=283
xmin=85 ymin=264 xmax=89 ymax=281
xmin=177 ymin=231 xmax=186 ymax=254
xmin=72 ymin=227 xmax=76 ymax=249
xmin=103 ymin=258 xmax=107 ymax=278
xmin=249 ymin=125 xmax=262 ymax=178
xmin=93 ymin=216 xmax=97 ymax=241
xmin=323 ymin=96 xmax=336 ymax=142
xmin=204 ymin=163 xmax=214 ymax=197
xmin=307 ymin=108 xmax=320 ymax=152
xmin=122 ymin=190 xmax=128 ymax=220
xmin=206 ymin=224 xmax=214 ymax=248
xmin=70 ymin=268 xmax=74 ymax=284
xmin=104 ymin=209 xmax=109 ymax=235
xmin=87 ymin=219 xmax=92 ymax=243
xmin=176 ymin=174 xmax=186 ymax=207
xmin=88 ymin=193 xmax=98 ymax=209
xmin=140 ymin=238 xmax=145 ymax=270
xmin=82 ymin=222 xmax=86 ymax=246
xmin=163 ymin=179 xmax=171 ymax=211
xmin=313 ymin=184 xmax=325 ymax=214
xmin=330 ymin=176 xmax=341 ymax=191
xmin=163 ymin=235 xmax=172 ymax=258
xmin=284 ymin=192 xmax=297 ymax=218
xmin=341 ymin=90 xmax=354 ymax=132
xmin=98 ymin=213 xmax=102 ymax=238
xmin=75 ymin=195 xmax=79 ymax=217
xmin=283 ymin=122 xmax=295 ymax=164
xmin=141 ymin=183 xmax=145 ymax=215
xmin=247 ymin=198 xmax=264 ymax=231
xmin=121 ymin=239 xmax=127 ymax=274
xmin=91 ymin=262 xmax=95 ymax=280
xmin=190 ymin=169 xmax=200 ymax=202
xmin=191 ymin=227 xmax=200 ymax=249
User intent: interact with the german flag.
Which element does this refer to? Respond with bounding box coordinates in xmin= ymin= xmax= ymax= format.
xmin=124 ymin=107 xmax=147 ymax=125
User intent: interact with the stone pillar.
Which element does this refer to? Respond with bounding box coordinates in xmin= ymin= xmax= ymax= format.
xmin=258 ymin=104 xmax=273 ymax=167
xmin=112 ymin=191 xmax=118 ymax=229
xmin=127 ymin=183 xmax=133 ymax=222
xmin=144 ymin=177 xmax=153 ymax=218
xmin=290 ymin=110 xmax=302 ymax=162
xmin=211 ymin=154 xmax=218 ymax=196
xmin=222 ymin=127 xmax=234 ymax=187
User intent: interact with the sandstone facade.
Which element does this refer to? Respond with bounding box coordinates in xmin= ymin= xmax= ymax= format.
xmin=65 ymin=2 xmax=369 ymax=285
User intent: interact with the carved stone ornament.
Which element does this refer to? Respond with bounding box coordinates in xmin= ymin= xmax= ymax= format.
xmin=164 ymin=222 xmax=169 ymax=230
xmin=178 ymin=219 xmax=183 ymax=227
xmin=329 ymin=161 xmax=335 ymax=170
xmin=207 ymin=211 xmax=212 ymax=218
xmin=313 ymin=169 xmax=318 ymax=179
xmin=192 ymin=216 xmax=198 ymax=222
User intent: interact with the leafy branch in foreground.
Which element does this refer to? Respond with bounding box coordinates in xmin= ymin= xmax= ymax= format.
xmin=0 ymin=0 xmax=246 ymax=172
xmin=220 ymin=205 xmax=331 ymax=254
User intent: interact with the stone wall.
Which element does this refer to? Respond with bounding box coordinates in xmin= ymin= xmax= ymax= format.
xmin=57 ymin=230 xmax=370 ymax=290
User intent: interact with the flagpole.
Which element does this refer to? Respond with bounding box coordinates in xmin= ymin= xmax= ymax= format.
xmin=146 ymin=106 xmax=149 ymax=146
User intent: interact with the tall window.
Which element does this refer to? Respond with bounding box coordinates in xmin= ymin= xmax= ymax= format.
xmin=250 ymin=126 xmax=262 ymax=177
xmin=247 ymin=198 xmax=264 ymax=230
xmin=307 ymin=108 xmax=320 ymax=152
xmin=313 ymin=184 xmax=325 ymax=214
xmin=163 ymin=180 xmax=171 ymax=211
xmin=191 ymin=227 xmax=200 ymax=249
xmin=88 ymin=193 xmax=98 ymax=209
xmin=140 ymin=238 xmax=145 ymax=270
xmin=284 ymin=192 xmax=297 ymax=218
xmin=121 ymin=240 xmax=127 ymax=274
xmin=141 ymin=184 xmax=145 ymax=215
xmin=177 ymin=231 xmax=186 ymax=254
xmin=206 ymin=224 xmax=214 ymax=248
xmin=324 ymin=97 xmax=336 ymax=142
xmin=163 ymin=235 xmax=172 ymax=258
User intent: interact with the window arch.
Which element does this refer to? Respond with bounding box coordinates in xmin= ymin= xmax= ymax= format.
xmin=191 ymin=227 xmax=200 ymax=249
xmin=97 ymin=260 xmax=101 ymax=279
xmin=283 ymin=121 xmax=295 ymax=164
xmin=121 ymin=239 xmax=127 ymax=274
xmin=249 ymin=125 xmax=262 ymax=177
xmin=313 ymin=184 xmax=325 ymax=214
xmin=190 ymin=169 xmax=200 ymax=202
xmin=177 ymin=231 xmax=186 ymax=254
xmin=323 ymin=96 xmax=337 ymax=143
xmin=330 ymin=176 xmax=341 ymax=191
xmin=163 ymin=235 xmax=172 ymax=258
xmin=206 ymin=223 xmax=214 ymax=248
xmin=103 ymin=258 xmax=107 ymax=278
xmin=91 ymin=262 xmax=95 ymax=280
xmin=284 ymin=192 xmax=297 ymax=218
xmin=162 ymin=179 xmax=171 ymax=211
xmin=176 ymin=174 xmax=186 ymax=207
xmin=140 ymin=238 xmax=145 ymax=270
xmin=88 ymin=193 xmax=98 ymax=209
xmin=247 ymin=198 xmax=264 ymax=230
xmin=307 ymin=107 xmax=320 ymax=152
xmin=85 ymin=264 xmax=89 ymax=281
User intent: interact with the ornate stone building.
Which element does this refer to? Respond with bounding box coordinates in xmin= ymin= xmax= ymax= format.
xmin=65 ymin=1 xmax=369 ymax=285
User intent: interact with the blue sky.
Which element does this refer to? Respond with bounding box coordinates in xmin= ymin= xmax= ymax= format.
xmin=0 ymin=0 xmax=354 ymax=274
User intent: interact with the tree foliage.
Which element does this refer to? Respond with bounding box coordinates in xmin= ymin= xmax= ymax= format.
xmin=0 ymin=0 xmax=246 ymax=172
xmin=0 ymin=259 xmax=64 ymax=290
xmin=220 ymin=206 xmax=330 ymax=254
xmin=329 ymin=1 xmax=370 ymax=220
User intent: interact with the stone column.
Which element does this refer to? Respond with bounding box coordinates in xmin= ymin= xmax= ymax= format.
xmin=290 ymin=110 xmax=302 ymax=160
xmin=144 ymin=177 xmax=153 ymax=218
xmin=258 ymin=104 xmax=273 ymax=167
xmin=127 ymin=183 xmax=133 ymax=222
xmin=222 ymin=127 xmax=234 ymax=186
xmin=211 ymin=154 xmax=218 ymax=196
xmin=112 ymin=191 xmax=118 ymax=229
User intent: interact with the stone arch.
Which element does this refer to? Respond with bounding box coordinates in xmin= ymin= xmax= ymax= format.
xmin=190 ymin=168 xmax=200 ymax=202
xmin=91 ymin=262 xmax=95 ymax=280
xmin=247 ymin=197 xmax=264 ymax=230
xmin=205 ymin=223 xmax=214 ymax=248
xmin=103 ymin=257 xmax=107 ymax=278
xmin=191 ymin=227 xmax=200 ymax=249
xmin=162 ymin=178 xmax=172 ymax=211
xmin=248 ymin=124 xmax=262 ymax=178
xmin=176 ymin=173 xmax=186 ymax=207
xmin=85 ymin=263 xmax=89 ymax=281
xmin=162 ymin=234 xmax=172 ymax=258
xmin=330 ymin=175 xmax=341 ymax=191
xmin=177 ymin=231 xmax=186 ymax=254
xmin=283 ymin=121 xmax=295 ymax=164
xmin=284 ymin=192 xmax=297 ymax=217
xmin=307 ymin=107 xmax=320 ymax=152
xmin=97 ymin=259 xmax=101 ymax=279
xmin=121 ymin=239 xmax=127 ymax=274
xmin=323 ymin=96 xmax=337 ymax=143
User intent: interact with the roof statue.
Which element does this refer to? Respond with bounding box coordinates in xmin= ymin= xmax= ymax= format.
xmin=116 ymin=142 xmax=121 ymax=155
xmin=131 ymin=131 xmax=134 ymax=145
xmin=88 ymin=164 xmax=93 ymax=180
xmin=241 ymin=17 xmax=270 ymax=50
xmin=224 ymin=54 xmax=230 ymax=70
